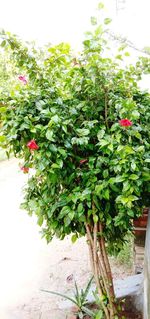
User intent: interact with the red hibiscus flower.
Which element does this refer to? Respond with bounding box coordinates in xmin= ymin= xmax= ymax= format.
xmin=21 ymin=166 xmax=29 ymax=173
xmin=27 ymin=139 xmax=39 ymax=150
xmin=18 ymin=75 xmax=28 ymax=85
xmin=119 ymin=119 xmax=132 ymax=127
xmin=80 ymin=159 xmax=88 ymax=165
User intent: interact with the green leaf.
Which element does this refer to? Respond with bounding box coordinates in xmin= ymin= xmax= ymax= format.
xmin=51 ymin=163 xmax=60 ymax=168
xmin=129 ymin=174 xmax=139 ymax=180
xmin=142 ymin=172 xmax=150 ymax=181
xmin=95 ymin=184 xmax=103 ymax=194
xmin=97 ymin=129 xmax=105 ymax=140
xmin=76 ymin=128 xmax=90 ymax=136
xmin=116 ymin=195 xmax=128 ymax=205
xmin=124 ymin=52 xmax=130 ymax=57
xmin=127 ymin=195 xmax=139 ymax=202
xmin=71 ymin=137 xmax=89 ymax=145
xmin=117 ymin=145 xmax=124 ymax=152
xmin=115 ymin=54 xmax=123 ymax=60
xmin=77 ymin=203 xmax=84 ymax=215
xmin=115 ymin=176 xmax=125 ymax=183
xmin=95 ymin=25 xmax=103 ymax=36
xmin=103 ymin=169 xmax=109 ymax=178
xmin=137 ymin=146 xmax=144 ymax=152
xmin=64 ymin=216 xmax=71 ymax=226
xmin=109 ymin=177 xmax=116 ymax=184
xmin=145 ymin=159 xmax=150 ymax=163
xmin=46 ymin=129 xmax=54 ymax=141
xmin=41 ymin=289 xmax=78 ymax=306
xmin=99 ymin=139 xmax=109 ymax=147
xmin=57 ymin=159 xmax=63 ymax=168
xmin=127 ymin=209 xmax=134 ymax=217
xmin=98 ymin=2 xmax=105 ymax=10
xmin=48 ymin=115 xmax=60 ymax=126
xmin=131 ymin=162 xmax=136 ymax=170
xmin=51 ymin=159 xmax=63 ymax=169
xmin=81 ymin=306 xmax=95 ymax=317
xmin=118 ymin=44 xmax=127 ymax=51
xmin=123 ymin=181 xmax=130 ymax=192
xmin=104 ymin=18 xmax=112 ymax=25
xmin=0 ymin=135 xmax=6 ymax=142
xmin=91 ymin=16 xmax=97 ymax=25
xmin=58 ymin=148 xmax=67 ymax=157
xmin=74 ymin=280 xmax=80 ymax=303
xmin=37 ymin=215 xmax=43 ymax=226
xmin=0 ymin=106 xmax=7 ymax=113
xmin=59 ymin=206 xmax=71 ymax=219
xmin=71 ymin=234 xmax=78 ymax=243
xmin=35 ymin=100 xmax=45 ymax=109
xmin=132 ymin=110 xmax=140 ymax=118
xmin=124 ymin=146 xmax=134 ymax=155
xmin=108 ymin=144 xmax=113 ymax=152
xmin=81 ymin=276 xmax=93 ymax=301
xmin=95 ymin=310 xmax=103 ymax=319
xmin=28 ymin=199 xmax=38 ymax=211
xmin=1 ymin=40 xmax=6 ymax=47
xmin=93 ymin=215 xmax=98 ymax=223
xmin=103 ymin=189 xmax=109 ymax=200
xmin=68 ymin=211 xmax=75 ymax=220
xmin=49 ymin=144 xmax=57 ymax=153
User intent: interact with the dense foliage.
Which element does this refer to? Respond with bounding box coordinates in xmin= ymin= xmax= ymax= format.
xmin=0 ymin=16 xmax=150 ymax=252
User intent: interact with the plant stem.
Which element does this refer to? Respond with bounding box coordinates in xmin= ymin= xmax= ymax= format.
xmin=104 ymin=88 xmax=109 ymax=129
xmin=86 ymin=233 xmax=95 ymax=276
xmin=86 ymin=223 xmax=110 ymax=319
xmin=85 ymin=222 xmax=117 ymax=318
xmin=98 ymin=222 xmax=116 ymax=317
xmin=99 ymin=223 xmax=115 ymax=297
xmin=94 ymin=223 xmax=110 ymax=319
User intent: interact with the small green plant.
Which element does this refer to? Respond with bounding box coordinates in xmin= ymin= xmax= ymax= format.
xmin=41 ymin=277 xmax=94 ymax=319
xmin=116 ymin=234 xmax=134 ymax=268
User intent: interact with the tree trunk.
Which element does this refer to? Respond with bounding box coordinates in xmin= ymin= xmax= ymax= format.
xmin=86 ymin=222 xmax=117 ymax=319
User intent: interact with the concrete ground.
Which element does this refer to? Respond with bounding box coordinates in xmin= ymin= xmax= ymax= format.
xmin=0 ymin=158 xmax=91 ymax=319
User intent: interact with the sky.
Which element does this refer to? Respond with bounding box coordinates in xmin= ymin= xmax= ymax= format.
xmin=0 ymin=0 xmax=150 ymax=50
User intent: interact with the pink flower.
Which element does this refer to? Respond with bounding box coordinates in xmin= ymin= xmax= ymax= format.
xmin=27 ymin=139 xmax=39 ymax=150
xmin=119 ymin=119 xmax=132 ymax=127
xmin=80 ymin=159 xmax=88 ymax=165
xmin=21 ymin=166 xmax=29 ymax=173
xmin=18 ymin=75 xmax=28 ymax=85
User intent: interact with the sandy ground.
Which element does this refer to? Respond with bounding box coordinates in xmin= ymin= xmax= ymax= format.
xmin=0 ymin=158 xmax=132 ymax=319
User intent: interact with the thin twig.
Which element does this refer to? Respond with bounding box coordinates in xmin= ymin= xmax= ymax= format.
xmin=99 ymin=223 xmax=116 ymax=317
xmin=86 ymin=234 xmax=95 ymax=276
xmin=99 ymin=223 xmax=115 ymax=297
xmin=104 ymin=88 xmax=109 ymax=129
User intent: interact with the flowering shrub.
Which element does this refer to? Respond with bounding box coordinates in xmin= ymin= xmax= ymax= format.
xmin=0 ymin=10 xmax=150 ymax=318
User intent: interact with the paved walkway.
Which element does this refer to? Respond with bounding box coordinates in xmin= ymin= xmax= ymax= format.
xmin=0 ymin=159 xmax=54 ymax=318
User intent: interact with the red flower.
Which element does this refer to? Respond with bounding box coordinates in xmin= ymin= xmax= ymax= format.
xmin=80 ymin=159 xmax=88 ymax=165
xmin=21 ymin=166 xmax=29 ymax=173
xmin=18 ymin=75 xmax=28 ymax=85
xmin=27 ymin=139 xmax=39 ymax=150
xmin=119 ymin=119 xmax=132 ymax=127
